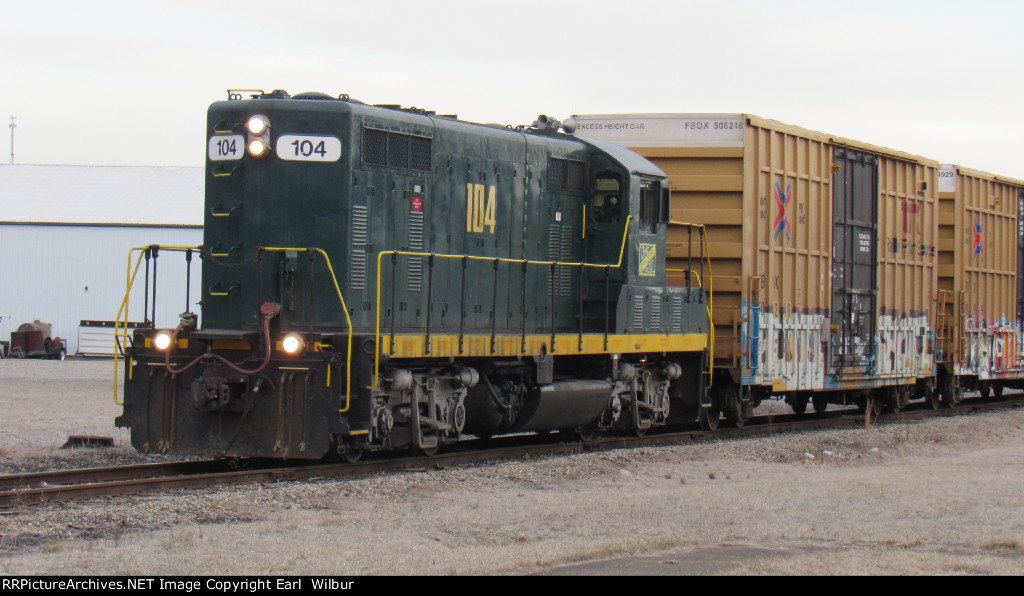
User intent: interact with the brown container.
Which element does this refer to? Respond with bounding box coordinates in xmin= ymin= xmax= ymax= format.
xmin=11 ymin=330 xmax=44 ymax=354
xmin=937 ymin=165 xmax=1024 ymax=384
xmin=572 ymin=114 xmax=938 ymax=396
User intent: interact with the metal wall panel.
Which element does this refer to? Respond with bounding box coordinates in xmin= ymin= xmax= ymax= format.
xmin=0 ymin=224 xmax=203 ymax=355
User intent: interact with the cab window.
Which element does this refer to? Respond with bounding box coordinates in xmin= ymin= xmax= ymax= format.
xmin=639 ymin=180 xmax=659 ymax=233
xmin=591 ymin=170 xmax=623 ymax=224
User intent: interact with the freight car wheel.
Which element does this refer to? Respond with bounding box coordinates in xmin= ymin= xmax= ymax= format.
xmin=994 ymin=384 xmax=1004 ymax=398
xmin=925 ymin=385 xmax=940 ymax=410
xmin=698 ymin=406 xmax=720 ymax=431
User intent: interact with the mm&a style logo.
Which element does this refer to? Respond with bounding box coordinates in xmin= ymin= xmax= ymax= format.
xmin=773 ymin=181 xmax=792 ymax=243
xmin=972 ymin=215 xmax=983 ymax=261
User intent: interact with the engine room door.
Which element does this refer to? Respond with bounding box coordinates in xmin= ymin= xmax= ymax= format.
xmin=831 ymin=147 xmax=878 ymax=374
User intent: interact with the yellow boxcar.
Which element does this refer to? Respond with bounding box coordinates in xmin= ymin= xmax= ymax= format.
xmin=937 ymin=165 xmax=1024 ymax=401
xmin=572 ymin=113 xmax=939 ymax=417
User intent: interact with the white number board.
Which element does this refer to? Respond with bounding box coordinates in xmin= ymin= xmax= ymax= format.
xmin=938 ymin=165 xmax=957 ymax=193
xmin=276 ymin=135 xmax=342 ymax=162
xmin=208 ymin=135 xmax=244 ymax=161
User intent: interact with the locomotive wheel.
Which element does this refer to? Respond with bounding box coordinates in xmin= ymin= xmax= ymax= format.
xmin=415 ymin=444 xmax=440 ymax=457
xmin=574 ymin=425 xmax=597 ymax=442
xmin=698 ymin=405 xmax=720 ymax=431
xmin=342 ymin=447 xmax=363 ymax=464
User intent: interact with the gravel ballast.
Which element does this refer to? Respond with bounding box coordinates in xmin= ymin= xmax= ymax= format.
xmin=1 ymin=359 xmax=1022 ymax=575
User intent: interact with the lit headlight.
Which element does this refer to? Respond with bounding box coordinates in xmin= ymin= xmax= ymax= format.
xmin=154 ymin=331 xmax=173 ymax=351
xmin=248 ymin=138 xmax=268 ymax=157
xmin=246 ymin=115 xmax=269 ymax=135
xmin=282 ymin=334 xmax=305 ymax=354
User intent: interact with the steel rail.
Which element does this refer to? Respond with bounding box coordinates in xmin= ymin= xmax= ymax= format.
xmin=2 ymin=394 xmax=1021 ymax=508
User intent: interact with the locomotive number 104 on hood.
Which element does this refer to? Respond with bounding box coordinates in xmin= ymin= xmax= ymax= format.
xmin=466 ymin=184 xmax=497 ymax=234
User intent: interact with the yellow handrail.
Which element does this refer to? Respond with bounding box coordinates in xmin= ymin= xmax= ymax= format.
xmin=113 ymin=245 xmax=354 ymax=413
xmin=668 ymin=221 xmax=715 ymax=388
xmin=259 ymin=247 xmax=353 ymax=413
xmin=367 ymin=216 xmax=634 ymax=389
xmin=114 ymin=245 xmax=201 ymax=405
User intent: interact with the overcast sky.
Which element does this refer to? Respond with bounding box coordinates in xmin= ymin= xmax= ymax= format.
xmin=2 ymin=0 xmax=1022 ymax=178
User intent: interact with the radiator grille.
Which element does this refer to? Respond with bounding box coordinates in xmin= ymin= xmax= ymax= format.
xmin=363 ymin=127 xmax=432 ymax=172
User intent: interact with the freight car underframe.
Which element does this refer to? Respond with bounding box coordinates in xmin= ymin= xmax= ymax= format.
xmin=727 ymin=376 xmax=939 ymax=420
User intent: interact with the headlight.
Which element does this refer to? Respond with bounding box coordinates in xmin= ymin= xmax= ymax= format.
xmin=248 ymin=138 xmax=268 ymax=157
xmin=154 ymin=331 xmax=173 ymax=351
xmin=246 ymin=115 xmax=269 ymax=135
xmin=281 ymin=334 xmax=305 ymax=354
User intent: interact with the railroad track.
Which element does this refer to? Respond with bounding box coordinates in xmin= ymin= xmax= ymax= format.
xmin=2 ymin=394 xmax=1021 ymax=508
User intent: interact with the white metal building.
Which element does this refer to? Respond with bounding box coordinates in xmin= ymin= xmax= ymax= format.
xmin=0 ymin=164 xmax=204 ymax=356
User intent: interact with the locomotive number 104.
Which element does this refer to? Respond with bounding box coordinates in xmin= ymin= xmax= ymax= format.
xmin=466 ymin=183 xmax=497 ymax=234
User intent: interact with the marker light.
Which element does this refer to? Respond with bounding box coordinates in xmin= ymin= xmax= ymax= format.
xmin=154 ymin=331 xmax=173 ymax=351
xmin=248 ymin=138 xmax=268 ymax=157
xmin=246 ymin=115 xmax=269 ymax=135
xmin=282 ymin=334 xmax=305 ymax=354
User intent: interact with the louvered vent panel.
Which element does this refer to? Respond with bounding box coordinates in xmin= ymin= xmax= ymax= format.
xmin=350 ymin=205 xmax=368 ymax=289
xmin=408 ymin=211 xmax=424 ymax=291
xmin=632 ymin=295 xmax=645 ymax=330
xmin=672 ymin=295 xmax=683 ymax=331
xmin=650 ymin=295 xmax=661 ymax=330
xmin=547 ymin=224 xmax=573 ymax=297
xmin=559 ymin=225 xmax=573 ymax=296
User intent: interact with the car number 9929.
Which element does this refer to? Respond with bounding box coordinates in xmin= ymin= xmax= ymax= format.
xmin=276 ymin=135 xmax=342 ymax=162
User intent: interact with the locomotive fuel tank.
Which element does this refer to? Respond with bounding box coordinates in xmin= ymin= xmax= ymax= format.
xmin=464 ymin=378 xmax=614 ymax=436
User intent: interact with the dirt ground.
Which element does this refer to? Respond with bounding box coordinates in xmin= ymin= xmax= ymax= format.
xmin=1 ymin=359 xmax=1022 ymax=575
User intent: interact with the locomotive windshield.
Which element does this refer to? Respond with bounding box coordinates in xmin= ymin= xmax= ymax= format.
xmin=591 ymin=169 xmax=623 ymax=224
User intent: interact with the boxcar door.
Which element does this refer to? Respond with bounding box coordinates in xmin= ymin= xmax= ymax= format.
xmin=831 ymin=147 xmax=878 ymax=374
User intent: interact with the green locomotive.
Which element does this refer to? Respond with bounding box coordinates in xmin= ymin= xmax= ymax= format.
xmin=116 ymin=90 xmax=712 ymax=460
